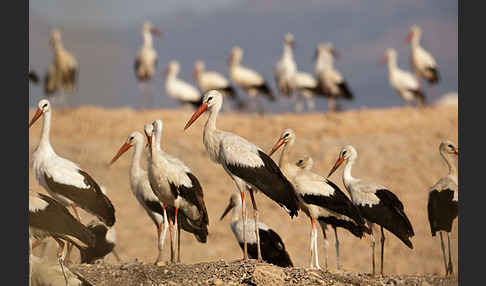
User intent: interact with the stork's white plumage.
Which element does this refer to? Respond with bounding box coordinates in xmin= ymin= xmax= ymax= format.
xmin=147 ymin=119 xmax=209 ymax=263
xmin=49 ymin=29 xmax=78 ymax=96
xmin=220 ymin=193 xmax=294 ymax=268
xmin=427 ymin=140 xmax=458 ymax=276
xmin=269 ymin=129 xmax=368 ymax=270
xmin=328 ymin=145 xmax=414 ymax=276
xmin=406 ymin=25 xmax=440 ymax=85
xmin=164 ymin=60 xmax=203 ymax=108
xmin=29 ymin=99 xmax=116 ymax=228
xmin=184 ymin=90 xmax=300 ymax=261
xmin=109 ymin=131 xmax=170 ymax=264
xmin=274 ymin=33 xmax=297 ymax=97
xmin=381 ymin=48 xmax=426 ymax=106
xmin=314 ymin=43 xmax=353 ymax=112
xmin=134 ymin=21 xmax=161 ymax=82
xmin=292 ymin=71 xmax=324 ymax=112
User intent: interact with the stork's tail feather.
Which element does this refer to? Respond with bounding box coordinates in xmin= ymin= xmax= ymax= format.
xmin=338 ymin=81 xmax=353 ymax=100
xmin=318 ymin=216 xmax=369 ymax=238
xmin=219 ymin=86 xmax=238 ymax=99
xmin=255 ymin=82 xmax=275 ymax=101
xmin=426 ymin=67 xmax=440 ymax=84
xmin=412 ymin=89 xmax=426 ymax=106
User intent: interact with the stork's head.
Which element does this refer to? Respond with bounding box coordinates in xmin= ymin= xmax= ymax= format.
xmin=142 ymin=21 xmax=161 ymax=37
xmin=406 ymin=24 xmax=421 ymax=44
xmin=109 ymin=131 xmax=144 ymax=166
xmin=315 ymin=42 xmax=338 ymax=61
xmin=284 ymin=33 xmax=295 ymax=49
xmin=164 ymin=60 xmax=179 ymax=77
xmin=269 ymin=128 xmax=296 ymax=156
xmin=193 ymin=60 xmax=205 ymax=80
xmin=380 ymin=48 xmax=396 ymax=64
xmin=50 ymin=29 xmax=62 ymax=47
xmin=296 ymin=156 xmax=314 ymax=170
xmin=328 ymin=145 xmax=357 ymax=178
xmin=184 ymin=90 xmax=223 ymax=131
xmin=152 ymin=119 xmax=163 ymax=137
xmin=143 ymin=123 xmax=154 ymax=150
xmin=440 ymin=140 xmax=458 ymax=156
xmin=29 ymin=99 xmax=51 ymax=128
xmin=228 ymin=46 xmax=243 ymax=66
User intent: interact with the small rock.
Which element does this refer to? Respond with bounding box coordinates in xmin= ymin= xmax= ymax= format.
xmin=421 ymin=282 xmax=432 ymax=286
xmin=168 ymin=281 xmax=178 ymax=286
xmin=251 ymin=265 xmax=286 ymax=285
xmin=213 ymin=278 xmax=223 ymax=286
xmin=156 ymin=261 xmax=166 ymax=267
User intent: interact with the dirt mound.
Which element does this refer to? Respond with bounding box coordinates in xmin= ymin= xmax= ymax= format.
xmin=70 ymin=259 xmax=458 ymax=286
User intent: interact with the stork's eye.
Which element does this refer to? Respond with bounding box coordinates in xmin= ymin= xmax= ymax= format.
xmin=129 ymin=136 xmax=134 ymax=141
xmin=448 ymin=144 xmax=453 ymax=148
xmin=297 ymin=160 xmax=303 ymax=164
xmin=208 ymin=97 xmax=213 ymax=102
xmin=43 ymin=104 xmax=48 ymax=108
xmin=284 ymin=134 xmax=289 ymax=138
xmin=342 ymin=151 xmax=347 ymax=156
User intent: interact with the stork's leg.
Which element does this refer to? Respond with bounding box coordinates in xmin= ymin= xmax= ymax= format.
xmin=241 ymin=191 xmax=249 ymax=261
xmin=328 ymin=98 xmax=336 ymax=112
xmin=66 ymin=204 xmax=82 ymax=264
xmin=307 ymin=95 xmax=315 ymax=112
xmin=309 ymin=218 xmax=316 ymax=269
xmin=54 ymin=238 xmax=69 ymax=286
xmin=156 ymin=206 xmax=169 ymax=264
xmin=380 ymin=226 xmax=385 ymax=276
xmin=368 ymin=222 xmax=376 ymax=277
xmin=168 ymin=217 xmax=175 ymax=264
xmin=447 ymin=232 xmax=454 ymax=275
xmin=248 ymin=187 xmax=263 ymax=262
xmin=314 ymin=220 xmax=321 ymax=270
xmin=439 ymin=232 xmax=448 ymax=275
xmin=155 ymin=223 xmax=164 ymax=264
xmin=176 ymin=208 xmax=181 ymax=263
xmin=333 ymin=226 xmax=341 ymax=270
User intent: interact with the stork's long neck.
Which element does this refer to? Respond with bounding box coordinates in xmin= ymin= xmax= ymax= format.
xmin=131 ymin=141 xmax=144 ymax=178
xmin=343 ymin=156 xmax=356 ymax=191
xmin=143 ymin=32 xmax=153 ymax=48
xmin=387 ymin=55 xmax=398 ymax=76
xmin=442 ymin=152 xmax=458 ymax=180
xmin=411 ymin=33 xmax=420 ymax=48
xmin=283 ymin=44 xmax=294 ymax=61
xmin=204 ymin=106 xmax=219 ymax=133
xmin=279 ymin=141 xmax=293 ymax=172
xmin=38 ymin=111 xmax=53 ymax=151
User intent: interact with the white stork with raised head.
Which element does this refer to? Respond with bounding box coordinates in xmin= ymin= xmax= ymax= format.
xmin=146 ymin=119 xmax=209 ymax=263
xmin=220 ymin=193 xmax=293 ymax=268
xmin=314 ymin=43 xmax=353 ymax=112
xmin=49 ymin=28 xmax=78 ymax=99
xmin=29 ymin=192 xmax=96 ymax=283
xmin=381 ymin=48 xmax=426 ymax=107
xmin=193 ymin=60 xmax=244 ymax=110
xmin=269 ymin=129 xmax=369 ymax=270
xmin=184 ymin=90 xmax=300 ymax=262
xmin=134 ymin=21 xmax=161 ymax=82
xmin=228 ymin=46 xmax=274 ymax=113
xmin=274 ymin=33 xmax=297 ymax=97
xmin=29 ymin=99 xmax=116 ymax=228
xmin=164 ymin=60 xmax=203 ymax=108
xmin=427 ymin=140 xmax=458 ymax=276
xmin=328 ymin=145 xmax=415 ymax=276
xmin=406 ymin=25 xmax=440 ymax=87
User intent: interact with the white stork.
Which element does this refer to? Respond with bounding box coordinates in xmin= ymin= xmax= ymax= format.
xmin=228 ymin=46 xmax=275 ymax=113
xmin=147 ymin=119 xmax=209 ymax=263
xmin=292 ymin=71 xmax=325 ymax=112
xmin=269 ymin=129 xmax=369 ymax=270
xmin=134 ymin=21 xmax=161 ymax=82
xmin=49 ymin=28 xmax=79 ymax=100
xmin=29 ymin=99 xmax=116 ymax=227
xmin=220 ymin=193 xmax=294 ymax=267
xmin=427 ymin=140 xmax=458 ymax=276
xmin=29 ymin=192 xmax=96 ymax=283
xmin=184 ymin=90 xmax=300 ymax=262
xmin=164 ymin=60 xmax=203 ymax=108
xmin=314 ymin=43 xmax=353 ymax=112
xmin=193 ymin=60 xmax=244 ymax=110
xmin=328 ymin=145 xmax=415 ymax=276
xmin=381 ymin=48 xmax=426 ymax=107
xmin=274 ymin=33 xmax=297 ymax=97
xmin=406 ymin=25 xmax=440 ymax=87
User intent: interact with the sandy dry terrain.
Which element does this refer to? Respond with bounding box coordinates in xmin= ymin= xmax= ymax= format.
xmin=29 ymin=103 xmax=458 ymax=277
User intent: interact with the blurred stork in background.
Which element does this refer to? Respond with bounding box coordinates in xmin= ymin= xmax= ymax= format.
xmin=381 ymin=48 xmax=426 ymax=107
xmin=135 ymin=21 xmax=162 ymax=108
xmin=274 ymin=33 xmax=297 ymax=100
xmin=406 ymin=25 xmax=440 ymax=98
xmin=314 ymin=43 xmax=353 ymax=112
xmin=164 ymin=60 xmax=203 ymax=108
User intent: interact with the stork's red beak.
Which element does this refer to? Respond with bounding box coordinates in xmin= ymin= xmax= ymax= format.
xmin=109 ymin=142 xmax=132 ymax=166
xmin=150 ymin=27 xmax=162 ymax=37
xmin=379 ymin=55 xmax=388 ymax=64
xmin=269 ymin=138 xmax=285 ymax=157
xmin=405 ymin=31 xmax=413 ymax=44
xmin=29 ymin=108 xmax=43 ymax=128
xmin=455 ymin=150 xmax=459 ymax=156
xmin=184 ymin=103 xmax=208 ymax=131
xmin=328 ymin=156 xmax=345 ymax=178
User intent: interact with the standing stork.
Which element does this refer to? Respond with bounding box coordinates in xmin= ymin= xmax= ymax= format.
xmin=228 ymin=46 xmax=275 ymax=114
xmin=328 ymin=145 xmax=415 ymax=276
xmin=29 ymin=99 xmax=116 ymax=228
xmin=164 ymin=60 xmax=203 ymax=108
xmin=184 ymin=90 xmax=300 ymax=262
xmin=269 ymin=129 xmax=369 ymax=270
xmin=146 ymin=119 xmax=209 ymax=263
xmin=220 ymin=193 xmax=294 ymax=267
xmin=406 ymin=25 xmax=440 ymax=91
xmin=427 ymin=140 xmax=458 ymax=276
xmin=29 ymin=192 xmax=96 ymax=284
xmin=381 ymin=48 xmax=426 ymax=107
xmin=314 ymin=43 xmax=353 ymax=112
xmin=135 ymin=21 xmax=161 ymax=108
xmin=274 ymin=33 xmax=297 ymax=98
xmin=292 ymin=71 xmax=325 ymax=112
xmin=49 ymin=28 xmax=79 ymax=102
xmin=193 ymin=60 xmax=244 ymax=110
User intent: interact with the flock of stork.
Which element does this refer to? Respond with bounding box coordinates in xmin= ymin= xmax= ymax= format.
xmin=29 ymin=88 xmax=457 ymax=285
xmin=29 ymin=22 xmax=440 ymax=113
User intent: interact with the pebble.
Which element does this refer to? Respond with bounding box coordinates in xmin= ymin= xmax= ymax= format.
xmin=213 ymin=278 xmax=223 ymax=286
